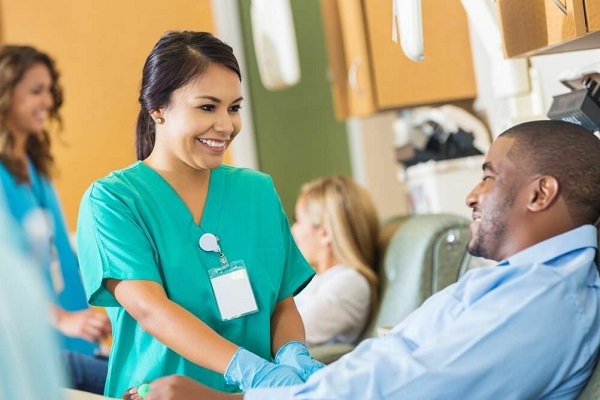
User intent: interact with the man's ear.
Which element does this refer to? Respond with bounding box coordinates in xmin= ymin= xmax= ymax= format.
xmin=528 ymin=176 xmax=559 ymax=212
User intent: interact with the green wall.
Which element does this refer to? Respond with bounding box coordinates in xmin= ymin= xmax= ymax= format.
xmin=238 ymin=0 xmax=352 ymax=218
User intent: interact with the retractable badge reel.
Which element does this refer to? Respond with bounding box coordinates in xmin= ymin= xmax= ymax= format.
xmin=199 ymin=233 xmax=258 ymax=321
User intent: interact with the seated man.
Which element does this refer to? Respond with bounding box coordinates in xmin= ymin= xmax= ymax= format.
xmin=124 ymin=120 xmax=600 ymax=400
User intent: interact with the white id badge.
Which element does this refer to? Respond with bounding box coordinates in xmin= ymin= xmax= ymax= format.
xmin=208 ymin=260 xmax=258 ymax=321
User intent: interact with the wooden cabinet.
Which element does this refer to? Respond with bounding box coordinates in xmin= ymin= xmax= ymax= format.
xmin=496 ymin=0 xmax=600 ymax=58
xmin=319 ymin=0 xmax=477 ymax=120
xmin=588 ymin=0 xmax=600 ymax=31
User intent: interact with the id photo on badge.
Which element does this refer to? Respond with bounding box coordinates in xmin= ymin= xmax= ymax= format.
xmin=209 ymin=260 xmax=258 ymax=321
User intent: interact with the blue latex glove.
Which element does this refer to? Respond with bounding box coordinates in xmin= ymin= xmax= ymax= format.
xmin=274 ymin=341 xmax=325 ymax=381
xmin=224 ymin=347 xmax=304 ymax=391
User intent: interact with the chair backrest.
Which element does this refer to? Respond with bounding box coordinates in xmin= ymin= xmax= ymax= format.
xmin=579 ymin=364 xmax=600 ymax=400
xmin=309 ymin=213 xmax=473 ymax=364
xmin=363 ymin=213 xmax=472 ymax=338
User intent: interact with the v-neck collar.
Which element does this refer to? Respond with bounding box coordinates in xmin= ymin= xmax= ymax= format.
xmin=135 ymin=161 xmax=226 ymax=233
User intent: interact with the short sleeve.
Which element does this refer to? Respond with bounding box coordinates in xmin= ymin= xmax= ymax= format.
xmin=76 ymin=181 xmax=162 ymax=306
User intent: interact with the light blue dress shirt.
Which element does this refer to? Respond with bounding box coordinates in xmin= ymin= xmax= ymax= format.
xmin=0 ymin=187 xmax=66 ymax=400
xmin=245 ymin=225 xmax=600 ymax=400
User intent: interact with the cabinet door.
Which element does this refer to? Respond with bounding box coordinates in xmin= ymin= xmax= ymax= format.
xmin=362 ymin=0 xmax=477 ymax=109
xmin=586 ymin=0 xmax=600 ymax=31
xmin=320 ymin=0 xmax=377 ymax=119
xmin=497 ymin=0 xmax=587 ymax=57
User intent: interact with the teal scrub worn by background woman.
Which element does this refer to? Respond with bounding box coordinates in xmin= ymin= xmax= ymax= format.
xmin=77 ymin=162 xmax=314 ymax=398
xmin=0 ymin=160 xmax=97 ymax=356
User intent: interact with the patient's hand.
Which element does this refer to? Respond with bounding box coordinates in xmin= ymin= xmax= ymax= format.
xmin=123 ymin=375 xmax=243 ymax=400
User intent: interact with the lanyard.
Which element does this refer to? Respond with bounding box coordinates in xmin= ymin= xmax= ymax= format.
xmin=199 ymin=232 xmax=229 ymax=267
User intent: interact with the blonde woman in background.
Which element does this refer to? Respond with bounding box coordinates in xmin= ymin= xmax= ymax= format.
xmin=292 ymin=175 xmax=380 ymax=346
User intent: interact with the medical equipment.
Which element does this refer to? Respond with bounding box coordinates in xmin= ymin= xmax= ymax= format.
xmin=547 ymin=64 xmax=600 ymax=133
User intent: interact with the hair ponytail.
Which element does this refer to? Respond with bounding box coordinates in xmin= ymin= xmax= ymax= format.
xmin=136 ymin=109 xmax=155 ymax=160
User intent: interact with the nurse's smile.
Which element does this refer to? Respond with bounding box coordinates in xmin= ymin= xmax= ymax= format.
xmin=196 ymin=137 xmax=227 ymax=154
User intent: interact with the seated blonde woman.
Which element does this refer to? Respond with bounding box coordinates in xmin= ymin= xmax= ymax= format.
xmin=292 ymin=175 xmax=380 ymax=346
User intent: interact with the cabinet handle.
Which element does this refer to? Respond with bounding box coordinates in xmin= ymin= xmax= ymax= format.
xmin=552 ymin=0 xmax=568 ymax=15
xmin=348 ymin=57 xmax=363 ymax=95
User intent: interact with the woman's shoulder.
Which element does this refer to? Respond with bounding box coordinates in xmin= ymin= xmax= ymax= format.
xmin=83 ymin=161 xmax=146 ymax=198
xmin=218 ymin=164 xmax=270 ymax=179
xmin=325 ymin=265 xmax=371 ymax=291
xmin=216 ymin=164 xmax=275 ymax=190
xmin=328 ymin=264 xmax=367 ymax=278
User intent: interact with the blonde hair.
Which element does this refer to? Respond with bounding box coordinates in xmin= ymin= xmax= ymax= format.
xmin=0 ymin=45 xmax=63 ymax=182
xmin=298 ymin=175 xmax=381 ymax=323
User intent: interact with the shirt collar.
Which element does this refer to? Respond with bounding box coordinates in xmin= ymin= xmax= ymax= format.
xmin=498 ymin=225 xmax=598 ymax=267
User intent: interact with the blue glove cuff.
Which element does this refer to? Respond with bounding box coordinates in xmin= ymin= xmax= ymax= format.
xmin=274 ymin=341 xmax=325 ymax=381
xmin=224 ymin=347 xmax=257 ymax=388
xmin=274 ymin=341 xmax=310 ymax=363
xmin=224 ymin=346 xmax=305 ymax=390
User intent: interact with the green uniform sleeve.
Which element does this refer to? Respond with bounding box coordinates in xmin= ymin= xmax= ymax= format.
xmin=77 ymin=180 xmax=162 ymax=306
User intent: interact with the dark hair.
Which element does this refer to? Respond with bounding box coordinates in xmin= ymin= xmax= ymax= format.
xmin=0 ymin=45 xmax=63 ymax=181
xmin=136 ymin=31 xmax=241 ymax=160
xmin=501 ymin=120 xmax=600 ymax=225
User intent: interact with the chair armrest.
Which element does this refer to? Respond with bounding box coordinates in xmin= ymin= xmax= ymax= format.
xmin=309 ymin=343 xmax=356 ymax=365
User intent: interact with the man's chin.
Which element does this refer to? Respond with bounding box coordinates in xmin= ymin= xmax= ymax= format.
xmin=467 ymin=241 xmax=483 ymax=258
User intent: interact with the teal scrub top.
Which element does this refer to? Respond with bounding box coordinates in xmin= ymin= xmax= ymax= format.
xmin=77 ymin=162 xmax=314 ymax=397
xmin=0 ymin=161 xmax=96 ymax=356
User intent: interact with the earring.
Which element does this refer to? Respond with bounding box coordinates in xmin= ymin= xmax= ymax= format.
xmin=156 ymin=117 xmax=164 ymax=124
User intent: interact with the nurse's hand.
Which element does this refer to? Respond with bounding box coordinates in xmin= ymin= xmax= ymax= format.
xmin=224 ymin=347 xmax=304 ymax=391
xmin=274 ymin=341 xmax=325 ymax=381
xmin=123 ymin=376 xmax=242 ymax=400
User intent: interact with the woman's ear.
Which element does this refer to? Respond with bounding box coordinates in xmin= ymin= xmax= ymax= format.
xmin=319 ymin=225 xmax=333 ymax=247
xmin=149 ymin=109 xmax=164 ymax=123
xmin=528 ymin=175 xmax=559 ymax=212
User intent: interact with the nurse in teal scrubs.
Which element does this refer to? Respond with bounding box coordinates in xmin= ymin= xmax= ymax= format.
xmin=76 ymin=31 xmax=321 ymax=398
xmin=0 ymin=45 xmax=112 ymax=394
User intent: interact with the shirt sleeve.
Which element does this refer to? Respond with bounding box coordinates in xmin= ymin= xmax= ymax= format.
xmin=76 ymin=181 xmax=162 ymax=306
xmin=245 ymin=265 xmax=594 ymax=399
xmin=244 ymin=386 xmax=299 ymax=400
